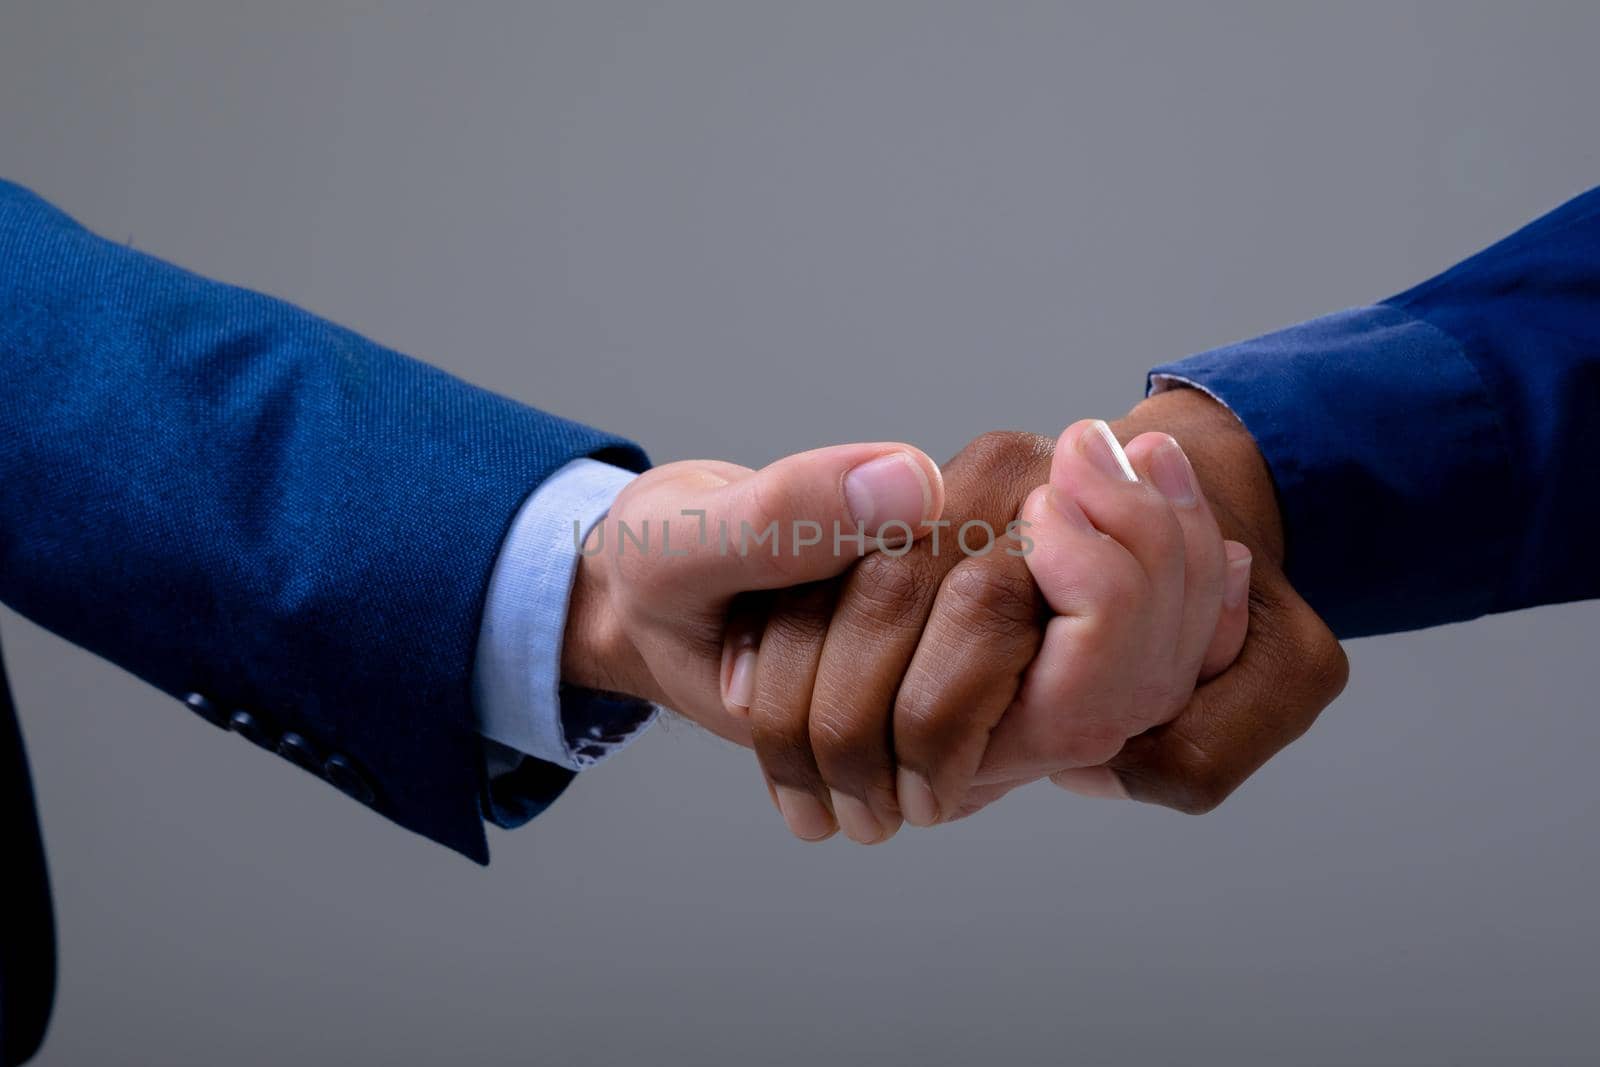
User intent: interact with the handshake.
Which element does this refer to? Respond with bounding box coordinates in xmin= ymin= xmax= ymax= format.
xmin=563 ymin=389 xmax=1349 ymax=843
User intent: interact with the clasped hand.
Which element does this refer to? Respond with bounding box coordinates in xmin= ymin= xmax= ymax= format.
xmin=563 ymin=393 xmax=1346 ymax=843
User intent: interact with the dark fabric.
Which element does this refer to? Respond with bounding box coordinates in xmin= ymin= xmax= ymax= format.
xmin=0 ymin=652 xmax=55 ymax=1066
xmin=1151 ymin=186 xmax=1600 ymax=638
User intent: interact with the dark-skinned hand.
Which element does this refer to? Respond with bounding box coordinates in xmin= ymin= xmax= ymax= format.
xmin=722 ymin=389 xmax=1346 ymax=843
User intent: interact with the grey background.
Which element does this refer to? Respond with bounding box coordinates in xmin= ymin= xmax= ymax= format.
xmin=4 ymin=2 xmax=1599 ymax=1064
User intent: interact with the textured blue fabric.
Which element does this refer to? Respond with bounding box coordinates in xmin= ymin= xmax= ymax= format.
xmin=0 ymin=179 xmax=648 ymax=862
xmin=1151 ymin=186 xmax=1600 ymax=639
xmin=474 ymin=457 xmax=652 ymax=771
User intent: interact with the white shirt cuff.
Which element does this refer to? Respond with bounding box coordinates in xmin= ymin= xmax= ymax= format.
xmin=471 ymin=457 xmax=651 ymax=771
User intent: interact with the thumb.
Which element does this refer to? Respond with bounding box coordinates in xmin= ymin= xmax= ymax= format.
xmin=1198 ymin=540 xmax=1251 ymax=680
xmin=648 ymin=442 xmax=944 ymax=601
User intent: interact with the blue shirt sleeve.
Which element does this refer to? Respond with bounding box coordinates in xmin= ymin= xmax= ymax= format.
xmin=472 ymin=458 xmax=655 ymax=781
xmin=1150 ymin=186 xmax=1600 ymax=639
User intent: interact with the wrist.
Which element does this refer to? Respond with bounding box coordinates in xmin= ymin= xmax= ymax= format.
xmin=561 ymin=553 xmax=659 ymax=703
xmin=1111 ymin=387 xmax=1284 ymax=568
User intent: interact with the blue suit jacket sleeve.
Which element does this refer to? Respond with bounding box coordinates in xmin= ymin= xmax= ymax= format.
xmin=1151 ymin=186 xmax=1600 ymax=639
xmin=0 ymin=179 xmax=648 ymax=863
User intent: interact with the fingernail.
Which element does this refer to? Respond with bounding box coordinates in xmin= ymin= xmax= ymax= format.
xmin=776 ymin=786 xmax=836 ymax=841
xmin=1224 ymin=542 xmax=1252 ymax=609
xmin=1049 ymin=767 xmax=1129 ymax=800
xmin=1148 ymin=435 xmax=1198 ymax=508
xmin=726 ymin=647 xmax=758 ymax=711
xmin=1076 ymin=420 xmax=1137 ymax=483
xmin=844 ymin=453 xmax=932 ymax=537
xmin=830 ymin=790 xmax=885 ymax=844
xmin=896 ymin=767 xmax=940 ymax=827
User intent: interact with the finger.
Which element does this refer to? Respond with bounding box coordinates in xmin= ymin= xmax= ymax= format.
xmin=974 ymin=484 xmax=1145 ymax=782
xmin=1198 ymin=541 xmax=1251 ymax=680
xmin=1049 ymin=766 xmax=1129 ymax=799
xmin=1050 ymin=543 xmax=1252 ymax=803
xmin=946 ymin=778 xmax=1026 ymax=822
xmin=658 ymin=443 xmax=944 ymax=599
xmin=775 ymin=431 xmax=1054 ymax=843
xmin=891 ymin=547 xmax=1043 ymax=826
xmin=1122 ymin=432 xmax=1229 ymax=684
xmin=720 ymin=594 xmax=767 ymax=716
xmin=1050 ymin=420 xmax=1187 ymax=667
xmin=1108 ymin=575 xmax=1349 ymax=814
xmin=803 ymin=547 xmax=945 ymax=843
xmin=748 ymin=582 xmax=841 ymax=841
xmin=729 ymin=541 xmax=945 ymax=844
xmin=799 ymin=483 xmax=990 ymax=843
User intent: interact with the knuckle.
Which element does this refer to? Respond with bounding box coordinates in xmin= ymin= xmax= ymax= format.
xmin=958 ymin=429 xmax=1053 ymax=470
xmin=1067 ymin=611 xmax=1121 ymax=659
xmin=1115 ymin=730 xmax=1235 ymax=815
xmin=739 ymin=475 xmax=790 ymax=539
xmin=735 ymin=481 xmax=813 ymax=581
xmin=1091 ymin=558 xmax=1151 ymax=618
xmin=750 ymin=695 xmax=810 ymax=749
xmin=959 ymin=430 xmax=1025 ymax=467
xmin=1274 ymin=596 xmax=1352 ymax=707
xmin=890 ymin=677 xmax=947 ymax=750
xmin=846 ymin=552 xmax=931 ymax=628
xmin=761 ymin=597 xmax=831 ymax=649
xmin=1184 ymin=523 xmax=1228 ymax=598
xmin=1311 ymin=642 xmax=1352 ymax=704
xmin=939 ymin=559 xmax=1041 ymax=638
xmin=749 ymin=708 xmax=817 ymax=786
xmin=1131 ymin=677 xmax=1184 ymax=724
xmin=1175 ymin=785 xmax=1229 ymax=816
xmin=808 ymin=706 xmax=885 ymax=776
xmin=1055 ymin=721 xmax=1126 ymax=769
xmin=1142 ymin=490 xmax=1188 ymax=555
xmin=1171 ymin=742 xmax=1234 ymax=815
